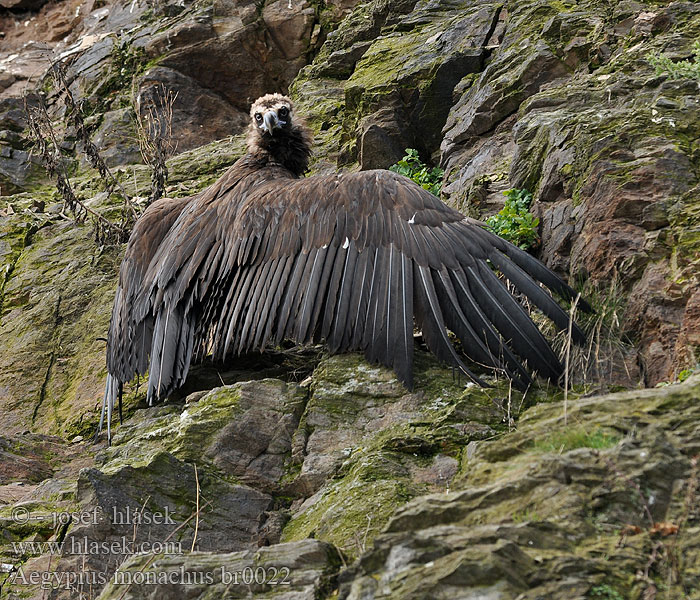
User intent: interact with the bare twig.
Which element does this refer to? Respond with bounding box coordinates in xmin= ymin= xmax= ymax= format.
xmin=116 ymin=497 xmax=213 ymax=600
xmin=132 ymin=495 xmax=151 ymax=546
xmin=134 ymin=82 xmax=178 ymax=205
xmin=49 ymin=61 xmax=138 ymax=230
xmin=23 ymin=93 xmax=128 ymax=244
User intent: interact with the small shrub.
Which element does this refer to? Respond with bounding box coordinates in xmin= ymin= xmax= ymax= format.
xmin=678 ymin=368 xmax=695 ymax=382
xmin=389 ymin=148 xmax=443 ymax=197
xmin=588 ymin=584 xmax=624 ymax=600
xmin=486 ymin=188 xmax=540 ymax=251
xmin=647 ymin=41 xmax=700 ymax=80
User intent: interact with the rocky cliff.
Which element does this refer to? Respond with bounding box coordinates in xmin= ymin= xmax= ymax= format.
xmin=0 ymin=0 xmax=698 ymax=598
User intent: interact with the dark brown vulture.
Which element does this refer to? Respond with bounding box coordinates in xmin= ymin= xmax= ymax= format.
xmin=98 ymin=93 xmax=589 ymax=441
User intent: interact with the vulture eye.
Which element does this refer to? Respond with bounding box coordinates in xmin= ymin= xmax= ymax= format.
xmin=254 ymin=113 xmax=263 ymax=123
xmin=278 ymin=106 xmax=289 ymax=119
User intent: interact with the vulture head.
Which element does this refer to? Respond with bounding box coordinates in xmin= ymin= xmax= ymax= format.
xmin=247 ymin=93 xmax=312 ymax=176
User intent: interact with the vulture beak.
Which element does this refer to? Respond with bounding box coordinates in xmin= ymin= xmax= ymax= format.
xmin=261 ymin=110 xmax=279 ymax=135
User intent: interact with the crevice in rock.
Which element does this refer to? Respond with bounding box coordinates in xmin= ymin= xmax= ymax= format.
xmin=482 ymin=4 xmax=505 ymax=60
xmin=31 ymin=293 xmax=61 ymax=425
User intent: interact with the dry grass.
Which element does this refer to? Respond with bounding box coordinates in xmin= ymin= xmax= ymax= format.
xmin=554 ymin=277 xmax=638 ymax=390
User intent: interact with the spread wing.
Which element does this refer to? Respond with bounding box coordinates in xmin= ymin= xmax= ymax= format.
xmin=106 ymin=193 xmax=194 ymax=383
xmin=110 ymin=168 xmax=589 ymax=410
xmin=101 ymin=192 xmax=194 ymax=440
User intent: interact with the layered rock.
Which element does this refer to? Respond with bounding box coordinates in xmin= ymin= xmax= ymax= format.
xmin=338 ymin=375 xmax=700 ymax=599
xmin=0 ymin=353 xmax=516 ymax=599
xmin=439 ymin=0 xmax=700 ymax=384
xmin=3 ymin=361 xmax=697 ymax=600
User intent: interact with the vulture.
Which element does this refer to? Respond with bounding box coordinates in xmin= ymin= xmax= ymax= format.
xmin=98 ymin=93 xmax=589 ymax=442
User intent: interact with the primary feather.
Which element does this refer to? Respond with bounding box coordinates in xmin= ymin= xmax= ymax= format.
xmin=99 ymin=93 xmax=589 ymax=442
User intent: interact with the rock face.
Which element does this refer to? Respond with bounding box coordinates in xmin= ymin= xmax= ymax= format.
xmin=0 ymin=0 xmax=343 ymax=179
xmin=2 ymin=361 xmax=699 ymax=599
xmin=0 ymin=206 xmax=119 ymax=438
xmin=0 ymin=0 xmax=699 ymax=598
xmin=437 ymin=1 xmax=700 ymax=385
xmin=338 ymin=376 xmax=700 ymax=599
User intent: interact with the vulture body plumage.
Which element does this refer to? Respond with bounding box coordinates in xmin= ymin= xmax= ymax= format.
xmin=99 ymin=93 xmax=589 ymax=441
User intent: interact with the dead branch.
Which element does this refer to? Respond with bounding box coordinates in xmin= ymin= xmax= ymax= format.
xmin=23 ymin=93 xmax=129 ymax=245
xmin=49 ymin=60 xmax=138 ymax=231
xmin=134 ymin=82 xmax=178 ymax=205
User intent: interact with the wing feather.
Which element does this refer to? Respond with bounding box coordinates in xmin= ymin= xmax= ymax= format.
xmin=413 ymin=263 xmax=487 ymax=386
xmin=395 ymin=252 xmax=414 ymax=387
xmin=346 ymin=246 xmax=373 ymax=349
xmin=323 ymin=244 xmax=353 ymax=347
xmin=432 ymin=267 xmax=531 ymax=389
xmin=237 ymin=257 xmax=275 ymax=354
xmin=465 ymin=263 xmax=561 ymax=381
xmin=252 ymin=256 xmax=292 ymax=350
xmin=211 ymin=266 xmax=244 ymax=360
xmin=274 ymin=249 xmax=313 ymax=343
xmin=448 ymin=268 xmax=531 ymax=387
xmin=474 ymin=261 xmax=564 ymax=378
xmin=222 ymin=265 xmax=258 ymax=358
xmin=488 ymin=249 xmax=587 ymax=344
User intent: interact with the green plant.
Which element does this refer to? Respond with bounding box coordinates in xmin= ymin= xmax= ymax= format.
xmin=678 ymin=368 xmax=695 ymax=382
xmin=647 ymin=41 xmax=700 ymax=80
xmin=588 ymin=584 xmax=624 ymax=600
xmin=512 ymin=509 xmax=542 ymax=523
xmin=531 ymin=426 xmax=620 ymax=454
xmin=389 ymin=148 xmax=443 ymax=197
xmin=485 ymin=188 xmax=540 ymax=251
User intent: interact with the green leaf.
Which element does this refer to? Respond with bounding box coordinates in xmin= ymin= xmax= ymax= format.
xmin=485 ymin=188 xmax=540 ymax=251
xmin=388 ymin=149 xmax=444 ymax=197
